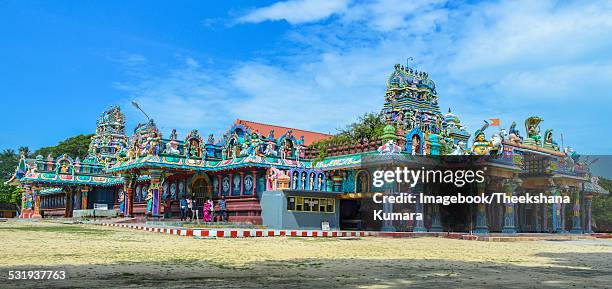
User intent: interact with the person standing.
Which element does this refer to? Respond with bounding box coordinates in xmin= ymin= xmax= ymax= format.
xmin=163 ymin=197 xmax=172 ymax=219
xmin=179 ymin=196 xmax=188 ymax=221
xmin=203 ymin=198 xmax=212 ymax=222
xmin=191 ymin=197 xmax=199 ymax=222
xmin=187 ymin=196 xmax=193 ymax=221
xmin=218 ymin=196 xmax=227 ymax=222
xmin=207 ymin=199 xmax=214 ymax=222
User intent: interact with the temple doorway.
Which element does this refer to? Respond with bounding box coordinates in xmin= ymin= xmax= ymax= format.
xmin=191 ymin=176 xmax=212 ymax=210
xmin=339 ymin=199 xmax=362 ymax=230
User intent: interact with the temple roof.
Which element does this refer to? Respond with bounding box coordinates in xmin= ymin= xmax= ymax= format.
xmin=234 ymin=119 xmax=332 ymax=145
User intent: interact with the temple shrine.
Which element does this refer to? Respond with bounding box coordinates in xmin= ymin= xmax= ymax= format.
xmin=11 ymin=64 xmax=607 ymax=234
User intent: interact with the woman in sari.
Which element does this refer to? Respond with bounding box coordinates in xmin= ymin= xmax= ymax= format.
xmin=203 ymin=198 xmax=212 ymax=222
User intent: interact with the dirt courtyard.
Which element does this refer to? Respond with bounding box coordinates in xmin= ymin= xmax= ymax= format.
xmin=1 ymin=220 xmax=611 ymax=288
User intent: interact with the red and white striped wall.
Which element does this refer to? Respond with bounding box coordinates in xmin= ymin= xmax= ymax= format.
xmin=97 ymin=222 xmax=375 ymax=238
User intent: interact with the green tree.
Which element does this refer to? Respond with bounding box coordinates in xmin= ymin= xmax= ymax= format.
xmin=0 ymin=149 xmax=19 ymax=181
xmin=0 ymin=182 xmax=22 ymax=211
xmin=592 ymin=177 xmax=612 ymax=232
xmin=33 ymin=134 xmax=93 ymax=159
xmin=310 ymin=112 xmax=386 ymax=161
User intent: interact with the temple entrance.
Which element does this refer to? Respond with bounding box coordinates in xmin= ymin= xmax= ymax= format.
xmin=339 ymin=199 xmax=362 ymax=230
xmin=191 ymin=177 xmax=212 ymax=211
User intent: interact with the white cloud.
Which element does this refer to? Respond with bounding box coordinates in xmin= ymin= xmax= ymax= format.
xmin=113 ymin=0 xmax=612 ymax=154
xmin=237 ymin=0 xmax=350 ymax=24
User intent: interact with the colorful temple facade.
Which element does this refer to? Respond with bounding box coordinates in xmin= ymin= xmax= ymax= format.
xmin=12 ymin=64 xmax=606 ymax=234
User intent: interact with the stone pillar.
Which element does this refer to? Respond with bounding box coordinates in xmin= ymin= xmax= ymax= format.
xmin=240 ymin=172 xmax=245 ymax=196
xmin=252 ymin=171 xmax=257 ymax=196
xmin=124 ymin=176 xmax=135 ymax=217
xmin=559 ymin=188 xmax=568 ymax=233
xmin=570 ymin=189 xmax=583 ymax=234
xmin=228 ymin=173 xmax=234 ymax=196
xmin=217 ymin=175 xmax=222 ymax=197
xmin=474 ymin=182 xmax=489 ymax=234
xmin=429 ymin=204 xmax=443 ymax=232
xmin=33 ymin=190 xmax=41 ymax=218
xmin=502 ymin=180 xmax=517 ymax=234
xmin=81 ymin=187 xmax=89 ymax=210
xmin=64 ymin=188 xmax=73 ymax=218
xmin=413 ymin=185 xmax=426 ymax=232
xmin=551 ymin=186 xmax=563 ymax=233
xmin=381 ymin=191 xmax=396 ymax=232
xmin=149 ymin=170 xmax=162 ymax=217
xmin=541 ymin=202 xmax=548 ymax=232
xmin=585 ymin=194 xmax=593 ymax=233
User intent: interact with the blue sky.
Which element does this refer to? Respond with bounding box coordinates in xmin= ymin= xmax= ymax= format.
xmin=1 ymin=0 xmax=611 ymax=154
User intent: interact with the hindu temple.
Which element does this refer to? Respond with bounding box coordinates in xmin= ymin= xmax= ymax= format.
xmin=10 ymin=64 xmax=607 ymax=234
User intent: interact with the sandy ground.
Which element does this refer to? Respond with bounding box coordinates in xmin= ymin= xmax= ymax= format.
xmin=1 ymin=220 xmax=611 ymax=288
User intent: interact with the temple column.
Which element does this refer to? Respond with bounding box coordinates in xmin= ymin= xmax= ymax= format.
xmin=381 ymin=191 xmax=396 ymax=232
xmin=252 ymin=171 xmax=257 ymax=196
xmin=240 ymin=172 xmax=245 ymax=196
xmin=551 ymin=186 xmax=562 ymax=233
xmin=81 ymin=187 xmax=89 ymax=210
xmin=381 ymin=178 xmax=396 ymax=231
xmin=570 ymin=188 xmax=583 ymax=234
xmin=429 ymin=204 xmax=443 ymax=232
xmin=559 ymin=188 xmax=568 ymax=233
xmin=413 ymin=201 xmax=426 ymax=232
xmin=541 ymin=202 xmax=548 ymax=233
xmin=33 ymin=188 xmax=41 ymax=218
xmin=217 ymin=175 xmax=222 ymax=197
xmin=502 ymin=180 xmax=518 ymax=234
xmin=123 ymin=175 xmax=135 ymax=217
xmin=228 ymin=173 xmax=233 ymax=196
xmin=585 ymin=194 xmax=593 ymax=233
xmin=474 ymin=182 xmax=489 ymax=234
xmin=149 ymin=170 xmax=162 ymax=217
xmin=64 ymin=188 xmax=73 ymax=218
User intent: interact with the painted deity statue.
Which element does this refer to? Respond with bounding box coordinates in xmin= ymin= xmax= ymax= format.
xmin=246 ymin=132 xmax=262 ymax=157
xmin=489 ymin=130 xmax=505 ymax=155
xmin=115 ymin=142 xmax=128 ymax=162
xmin=145 ymin=189 xmax=153 ymax=214
xmin=264 ymin=142 xmax=277 ymax=157
xmin=146 ymin=130 xmax=162 ymax=156
xmin=524 ymin=116 xmax=543 ymax=146
xmin=164 ymin=129 xmax=181 ymax=155
xmin=508 ymin=121 xmax=523 ymax=144
xmin=280 ymin=138 xmax=292 ymax=160
xmin=543 ymin=129 xmax=560 ymax=151
xmin=118 ymin=192 xmax=125 ymax=213
xmin=378 ymin=125 xmax=402 ymax=155
xmin=471 ymin=121 xmax=492 ymax=155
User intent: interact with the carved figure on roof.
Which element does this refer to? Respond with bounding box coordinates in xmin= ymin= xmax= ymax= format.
xmin=508 ymin=121 xmax=522 ymax=144
xmin=280 ymin=137 xmax=293 ymax=160
xmin=224 ymin=133 xmax=240 ymax=159
xmin=267 ymin=129 xmax=275 ymax=140
xmin=207 ymin=134 xmax=215 ymax=144
xmin=244 ymin=132 xmax=263 ymax=157
xmin=164 ymin=129 xmax=181 ymax=155
xmin=264 ymin=142 xmax=277 ymax=157
xmin=184 ymin=129 xmax=204 ymax=159
xmin=378 ymin=125 xmax=402 ymax=155
xmin=55 ymin=154 xmax=73 ymax=174
xmin=146 ymin=130 xmax=161 ymax=156
xmin=471 ymin=121 xmax=492 ymax=155
xmin=524 ymin=116 xmax=543 ymax=146
xmin=543 ymin=129 xmax=560 ymax=151
xmin=115 ymin=142 xmax=128 ymax=162
xmin=489 ymin=130 xmax=505 ymax=155
xmin=450 ymin=141 xmax=467 ymax=155
xmin=564 ymin=147 xmax=576 ymax=172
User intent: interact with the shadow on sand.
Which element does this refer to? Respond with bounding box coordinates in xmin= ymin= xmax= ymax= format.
xmin=1 ymin=251 xmax=612 ymax=289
